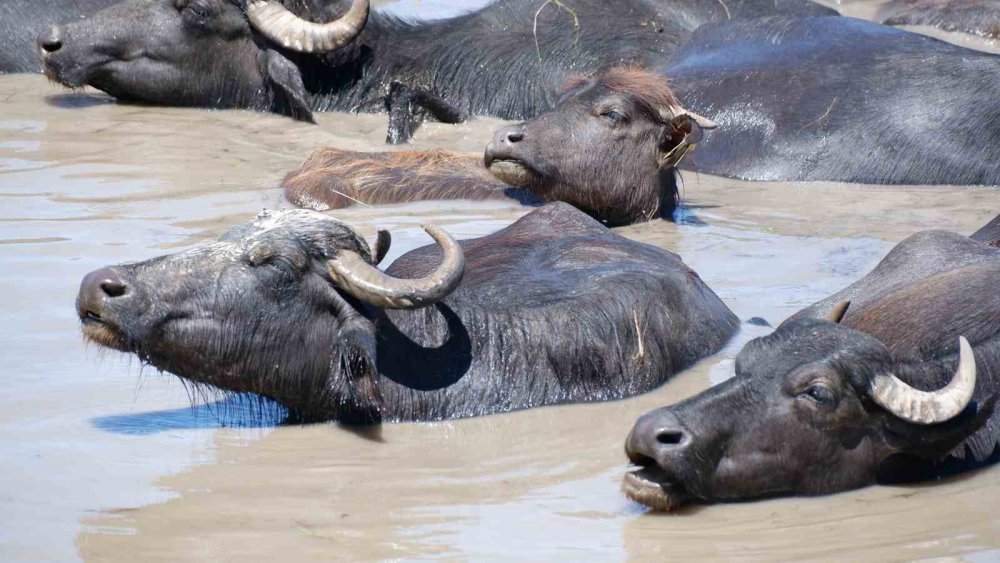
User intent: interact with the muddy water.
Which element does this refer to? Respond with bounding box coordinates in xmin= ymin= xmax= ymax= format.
xmin=0 ymin=44 xmax=998 ymax=563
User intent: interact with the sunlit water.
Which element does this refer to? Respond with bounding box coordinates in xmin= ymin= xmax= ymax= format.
xmin=0 ymin=4 xmax=999 ymax=559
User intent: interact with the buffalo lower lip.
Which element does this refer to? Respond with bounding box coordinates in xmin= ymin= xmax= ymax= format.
xmin=487 ymin=157 xmax=529 ymax=169
xmin=80 ymin=316 xmax=130 ymax=351
xmin=486 ymin=159 xmax=537 ymax=187
xmin=622 ymin=465 xmax=687 ymax=511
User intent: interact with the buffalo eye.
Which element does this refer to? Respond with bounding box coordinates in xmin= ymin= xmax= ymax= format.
xmin=184 ymin=1 xmax=211 ymax=19
xmin=799 ymin=384 xmax=838 ymax=407
xmin=599 ymin=108 xmax=626 ymax=125
xmin=248 ymin=243 xmax=306 ymax=272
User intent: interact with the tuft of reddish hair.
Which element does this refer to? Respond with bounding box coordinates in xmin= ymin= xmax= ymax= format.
xmin=561 ymin=66 xmax=681 ymax=121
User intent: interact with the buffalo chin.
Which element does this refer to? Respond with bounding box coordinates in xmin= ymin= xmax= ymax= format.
xmin=487 ymin=160 xmax=537 ymax=187
xmin=80 ymin=317 xmax=131 ymax=352
xmin=622 ymin=466 xmax=688 ymax=511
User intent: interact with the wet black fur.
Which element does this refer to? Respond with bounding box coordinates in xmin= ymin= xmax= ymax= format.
xmin=666 ymin=16 xmax=1000 ymax=185
xmin=43 ymin=0 xmax=833 ymax=124
xmin=877 ymin=0 xmax=1000 ymax=40
xmin=294 ymin=0 xmax=834 ymax=121
xmin=84 ymin=203 xmax=738 ymax=423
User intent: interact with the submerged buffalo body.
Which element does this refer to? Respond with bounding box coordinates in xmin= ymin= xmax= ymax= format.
xmin=38 ymin=0 xmax=832 ymax=140
xmin=666 ymin=16 xmax=1000 ymax=185
xmin=76 ymin=203 xmax=738 ymax=423
xmin=0 ymin=0 xmax=119 ymax=73
xmin=624 ymin=215 xmax=1000 ymax=510
xmin=284 ymin=68 xmax=715 ymax=226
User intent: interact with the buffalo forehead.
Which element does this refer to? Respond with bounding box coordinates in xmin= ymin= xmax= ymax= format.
xmin=221 ymin=209 xmax=337 ymax=241
xmin=736 ymin=320 xmax=884 ymax=380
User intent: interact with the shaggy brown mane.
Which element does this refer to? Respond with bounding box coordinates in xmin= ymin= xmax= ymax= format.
xmin=562 ymin=67 xmax=682 ymax=122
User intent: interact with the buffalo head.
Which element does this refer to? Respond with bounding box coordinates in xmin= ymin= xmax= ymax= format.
xmin=39 ymin=0 xmax=370 ymax=122
xmin=75 ymin=209 xmax=463 ymax=422
xmin=623 ymin=308 xmax=991 ymax=510
xmin=484 ymin=68 xmax=715 ymax=226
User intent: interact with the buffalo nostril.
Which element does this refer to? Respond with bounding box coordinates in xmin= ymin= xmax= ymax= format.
xmin=39 ymin=26 xmax=63 ymax=54
xmin=99 ymin=279 xmax=127 ymax=298
xmin=505 ymin=131 xmax=524 ymax=143
xmin=656 ymin=430 xmax=685 ymax=445
xmin=41 ymin=39 xmax=62 ymax=53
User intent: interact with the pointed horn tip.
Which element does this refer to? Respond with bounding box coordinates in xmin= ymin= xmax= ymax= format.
xmin=661 ymin=106 xmax=718 ymax=130
xmin=690 ymin=113 xmax=718 ymax=130
xmin=421 ymin=224 xmax=445 ymax=237
xmin=325 ymin=222 xmax=463 ymax=310
xmin=421 ymin=224 xmax=462 ymax=247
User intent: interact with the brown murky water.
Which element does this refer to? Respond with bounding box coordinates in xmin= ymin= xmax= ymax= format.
xmin=1 ymin=5 xmax=999 ymax=560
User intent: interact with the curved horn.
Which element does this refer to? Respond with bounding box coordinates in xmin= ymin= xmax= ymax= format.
xmin=661 ymin=104 xmax=718 ymax=130
xmin=870 ymin=336 xmax=977 ymax=425
xmin=327 ymin=225 xmax=464 ymax=309
xmin=247 ymin=0 xmax=369 ymax=54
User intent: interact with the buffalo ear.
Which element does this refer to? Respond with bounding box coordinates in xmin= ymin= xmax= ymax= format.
xmin=331 ymin=312 xmax=383 ymax=423
xmin=322 ymin=283 xmax=383 ymax=423
xmin=373 ymin=229 xmax=391 ymax=265
xmin=826 ymin=301 xmax=851 ymax=324
xmin=265 ymin=50 xmax=315 ymax=123
xmin=658 ymin=112 xmax=711 ymax=170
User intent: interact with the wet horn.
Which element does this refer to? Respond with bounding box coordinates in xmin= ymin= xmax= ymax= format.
xmin=870 ymin=336 xmax=977 ymax=425
xmin=661 ymin=104 xmax=718 ymax=130
xmin=327 ymin=225 xmax=464 ymax=309
xmin=247 ymin=0 xmax=369 ymax=53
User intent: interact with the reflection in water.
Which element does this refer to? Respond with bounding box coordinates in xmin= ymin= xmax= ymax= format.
xmin=92 ymin=395 xmax=287 ymax=436
xmin=44 ymin=92 xmax=115 ymax=109
xmin=0 ymin=59 xmax=997 ymax=561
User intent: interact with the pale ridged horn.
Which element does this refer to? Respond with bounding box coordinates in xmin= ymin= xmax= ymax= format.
xmin=247 ymin=0 xmax=369 ymax=53
xmin=661 ymin=104 xmax=718 ymax=130
xmin=870 ymin=336 xmax=977 ymax=425
xmin=327 ymin=225 xmax=464 ymax=309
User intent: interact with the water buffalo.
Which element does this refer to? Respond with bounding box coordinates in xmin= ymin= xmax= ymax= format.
xmin=877 ymin=0 xmax=1000 ymax=40
xmin=0 ymin=0 xmax=119 ymax=72
xmin=623 ymin=215 xmax=1000 ymax=510
xmin=38 ymin=0 xmax=833 ymax=142
xmin=76 ymin=203 xmax=738 ymax=423
xmin=283 ymin=68 xmax=715 ymax=226
xmin=665 ymin=16 xmax=1000 ymax=185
